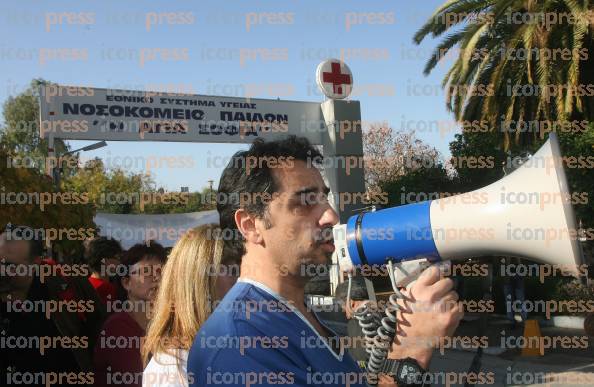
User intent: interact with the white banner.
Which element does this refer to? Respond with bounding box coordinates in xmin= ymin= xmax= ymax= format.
xmin=94 ymin=210 xmax=219 ymax=249
xmin=39 ymin=86 xmax=326 ymax=144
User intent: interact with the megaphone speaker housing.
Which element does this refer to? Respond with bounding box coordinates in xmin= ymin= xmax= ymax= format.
xmin=337 ymin=133 xmax=583 ymax=276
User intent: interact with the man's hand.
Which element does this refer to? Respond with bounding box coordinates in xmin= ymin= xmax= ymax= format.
xmin=387 ymin=265 xmax=464 ymax=369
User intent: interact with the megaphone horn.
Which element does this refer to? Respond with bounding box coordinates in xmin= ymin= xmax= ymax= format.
xmin=333 ymin=133 xmax=584 ymax=278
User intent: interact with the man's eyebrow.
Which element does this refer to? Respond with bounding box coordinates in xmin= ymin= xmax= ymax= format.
xmin=293 ymin=186 xmax=331 ymax=196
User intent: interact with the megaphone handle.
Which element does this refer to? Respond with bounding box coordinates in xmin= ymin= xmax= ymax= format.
xmin=363 ymin=260 xmax=452 ymax=384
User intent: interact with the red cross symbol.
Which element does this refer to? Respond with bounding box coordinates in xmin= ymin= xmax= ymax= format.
xmin=322 ymin=62 xmax=351 ymax=95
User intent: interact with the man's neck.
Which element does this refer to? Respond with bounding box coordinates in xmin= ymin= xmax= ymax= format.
xmin=240 ymin=253 xmax=305 ymax=308
xmin=240 ymin=252 xmax=332 ymax=340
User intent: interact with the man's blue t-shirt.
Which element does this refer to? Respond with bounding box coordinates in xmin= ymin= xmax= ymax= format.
xmin=188 ymin=279 xmax=367 ymax=386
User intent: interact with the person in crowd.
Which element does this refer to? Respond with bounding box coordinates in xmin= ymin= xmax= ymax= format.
xmin=0 ymin=224 xmax=106 ymax=386
xmin=335 ymin=277 xmax=374 ymax=369
xmin=85 ymin=236 xmax=123 ymax=305
xmin=93 ymin=241 xmax=166 ymax=387
xmin=141 ymin=224 xmax=239 ymax=387
xmin=188 ymin=136 xmax=463 ymax=387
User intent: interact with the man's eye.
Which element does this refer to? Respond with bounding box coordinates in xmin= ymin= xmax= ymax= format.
xmin=304 ymin=195 xmax=317 ymax=205
xmin=315 ymin=192 xmax=329 ymax=204
xmin=299 ymin=194 xmax=312 ymax=206
xmin=301 ymin=192 xmax=328 ymax=206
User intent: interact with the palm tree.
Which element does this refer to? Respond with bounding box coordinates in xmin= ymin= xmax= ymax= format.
xmin=414 ymin=0 xmax=594 ymax=152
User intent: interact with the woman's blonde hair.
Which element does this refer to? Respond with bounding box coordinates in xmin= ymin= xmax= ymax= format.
xmin=141 ymin=223 xmax=229 ymax=367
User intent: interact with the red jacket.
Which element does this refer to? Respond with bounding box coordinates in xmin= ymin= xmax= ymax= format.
xmin=88 ymin=276 xmax=118 ymax=305
xmin=93 ymin=311 xmax=145 ymax=387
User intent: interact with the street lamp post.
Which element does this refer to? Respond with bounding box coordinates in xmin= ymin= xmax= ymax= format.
xmin=208 ymin=180 xmax=214 ymax=206
xmin=53 ymin=140 xmax=107 ymax=188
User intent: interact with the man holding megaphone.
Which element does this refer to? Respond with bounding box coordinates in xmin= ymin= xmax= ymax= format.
xmin=188 ymin=135 xmax=464 ymax=387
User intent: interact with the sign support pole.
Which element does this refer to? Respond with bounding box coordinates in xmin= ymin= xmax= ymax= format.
xmin=321 ymin=99 xmax=365 ymax=290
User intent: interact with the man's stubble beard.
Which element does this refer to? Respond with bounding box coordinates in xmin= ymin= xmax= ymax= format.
xmin=265 ymin=215 xmax=332 ymax=281
xmin=299 ymin=249 xmax=332 ymax=282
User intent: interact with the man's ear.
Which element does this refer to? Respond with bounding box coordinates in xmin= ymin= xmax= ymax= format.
xmin=235 ymin=209 xmax=263 ymax=245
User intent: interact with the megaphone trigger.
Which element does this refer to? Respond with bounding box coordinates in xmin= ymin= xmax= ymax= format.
xmin=436 ymin=260 xmax=452 ymax=279
xmin=388 ymin=259 xmax=453 ymax=291
xmin=387 ymin=258 xmax=431 ymax=290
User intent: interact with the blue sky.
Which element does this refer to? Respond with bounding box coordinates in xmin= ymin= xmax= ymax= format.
xmin=0 ymin=0 xmax=457 ymax=191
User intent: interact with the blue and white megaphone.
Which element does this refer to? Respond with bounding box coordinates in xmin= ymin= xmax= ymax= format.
xmin=333 ymin=133 xmax=584 ymax=287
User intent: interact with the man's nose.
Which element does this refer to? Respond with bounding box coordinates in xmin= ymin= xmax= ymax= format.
xmin=320 ymin=205 xmax=340 ymax=227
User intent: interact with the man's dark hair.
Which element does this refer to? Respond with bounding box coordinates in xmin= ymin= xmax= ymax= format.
xmin=1 ymin=224 xmax=44 ymax=261
xmin=86 ymin=237 xmax=123 ymax=272
xmin=120 ymin=240 xmax=166 ymax=277
xmin=217 ymin=135 xmax=323 ymax=261
xmin=335 ymin=276 xmax=370 ymax=304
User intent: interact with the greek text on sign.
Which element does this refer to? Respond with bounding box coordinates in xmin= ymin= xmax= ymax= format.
xmin=39 ymin=86 xmax=324 ymax=144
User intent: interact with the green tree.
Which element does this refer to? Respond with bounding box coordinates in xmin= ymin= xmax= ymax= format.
xmin=448 ymin=130 xmax=506 ymax=191
xmin=556 ymin=125 xmax=594 ymax=228
xmin=64 ymin=158 xmax=215 ymax=214
xmin=64 ymin=158 xmax=154 ymax=214
xmin=381 ymin=164 xmax=455 ymax=207
xmin=414 ymin=1 xmax=594 ymax=152
xmin=0 ymin=79 xmax=69 ymax=171
xmin=0 ymin=148 xmax=96 ymax=261
xmin=1 ymin=79 xmax=212 ymax=216
xmin=413 ymin=2 xmax=594 ymax=228
xmin=142 ymin=191 xmax=212 ymax=214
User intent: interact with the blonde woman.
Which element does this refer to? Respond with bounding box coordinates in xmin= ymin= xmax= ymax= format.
xmin=142 ymin=224 xmax=238 ymax=387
